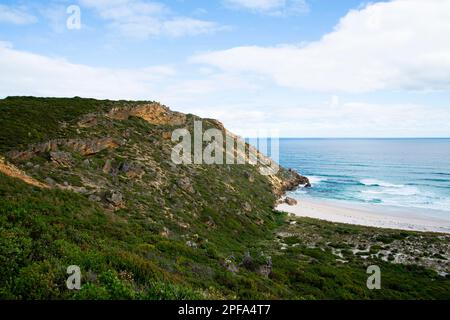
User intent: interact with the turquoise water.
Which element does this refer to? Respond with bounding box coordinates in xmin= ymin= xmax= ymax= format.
xmin=278 ymin=139 xmax=450 ymax=218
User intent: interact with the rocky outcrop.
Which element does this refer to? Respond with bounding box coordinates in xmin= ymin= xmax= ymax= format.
xmin=269 ymin=168 xmax=310 ymax=198
xmin=118 ymin=162 xmax=145 ymax=179
xmin=283 ymin=168 xmax=311 ymax=190
xmin=77 ymin=113 xmax=99 ymax=128
xmin=50 ymin=151 xmax=73 ymax=167
xmin=284 ymin=197 xmax=298 ymax=206
xmin=107 ymin=103 xmax=186 ymax=126
xmin=106 ymin=190 xmax=124 ymax=208
xmin=102 ymin=159 xmax=113 ymax=174
xmin=0 ymin=156 xmax=49 ymax=189
xmin=65 ymin=137 xmax=122 ymax=156
xmin=7 ymin=137 xmax=122 ymax=161
xmin=240 ymin=251 xmax=255 ymax=270
xmin=258 ymin=257 xmax=273 ymax=278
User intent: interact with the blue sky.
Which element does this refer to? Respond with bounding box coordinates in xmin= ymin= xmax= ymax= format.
xmin=1 ymin=0 xmax=450 ymax=137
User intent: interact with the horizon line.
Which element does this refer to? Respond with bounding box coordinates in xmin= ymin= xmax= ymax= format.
xmin=244 ymin=137 xmax=450 ymax=139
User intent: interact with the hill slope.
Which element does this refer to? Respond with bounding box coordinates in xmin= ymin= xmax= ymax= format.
xmin=0 ymin=97 xmax=449 ymax=300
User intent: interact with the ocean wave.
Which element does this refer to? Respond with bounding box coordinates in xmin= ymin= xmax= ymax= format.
xmin=293 ymin=190 xmax=307 ymax=195
xmin=433 ymin=172 xmax=450 ymax=176
xmin=360 ymin=179 xmax=404 ymax=188
xmin=361 ymin=186 xmax=420 ymax=196
xmin=419 ymin=178 xmax=450 ymax=183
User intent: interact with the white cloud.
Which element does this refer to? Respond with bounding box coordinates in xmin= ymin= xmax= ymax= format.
xmin=0 ymin=41 xmax=174 ymax=99
xmin=193 ymin=0 xmax=450 ymax=93
xmin=79 ymin=0 xmax=225 ymax=38
xmin=1 ymin=41 xmax=449 ymax=138
xmin=163 ymin=17 xmax=225 ymax=37
xmin=196 ymin=101 xmax=450 ymax=138
xmin=224 ymin=0 xmax=309 ymax=16
xmin=0 ymin=4 xmax=37 ymax=25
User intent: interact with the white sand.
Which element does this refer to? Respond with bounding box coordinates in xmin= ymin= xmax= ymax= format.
xmin=276 ymin=198 xmax=450 ymax=234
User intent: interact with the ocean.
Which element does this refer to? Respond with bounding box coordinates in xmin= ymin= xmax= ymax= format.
xmin=278 ymin=138 xmax=450 ymax=219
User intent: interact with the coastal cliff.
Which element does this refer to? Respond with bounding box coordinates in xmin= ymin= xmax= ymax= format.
xmin=0 ymin=96 xmax=309 ymax=299
xmin=0 ymin=97 xmax=308 ymax=207
xmin=1 ymin=97 xmax=447 ymax=300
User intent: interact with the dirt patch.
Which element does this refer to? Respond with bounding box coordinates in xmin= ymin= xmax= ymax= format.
xmin=0 ymin=156 xmax=49 ymax=189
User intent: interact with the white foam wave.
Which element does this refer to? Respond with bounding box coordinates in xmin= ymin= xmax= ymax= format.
xmin=361 ymin=186 xmax=419 ymax=196
xmin=307 ymin=176 xmax=327 ymax=185
xmin=360 ymin=179 xmax=404 ymax=188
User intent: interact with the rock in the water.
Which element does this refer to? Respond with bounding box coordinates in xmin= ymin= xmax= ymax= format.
xmin=284 ymin=197 xmax=298 ymax=206
xmin=106 ymin=103 xmax=186 ymax=126
xmin=284 ymin=169 xmax=310 ymax=191
xmin=69 ymin=137 xmax=121 ymax=156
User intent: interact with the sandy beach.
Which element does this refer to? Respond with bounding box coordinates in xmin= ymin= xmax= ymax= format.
xmin=276 ymin=198 xmax=450 ymax=234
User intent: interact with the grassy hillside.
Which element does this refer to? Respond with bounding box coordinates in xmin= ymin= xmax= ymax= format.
xmin=0 ymin=97 xmax=449 ymax=300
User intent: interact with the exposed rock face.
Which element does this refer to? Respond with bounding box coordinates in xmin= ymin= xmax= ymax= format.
xmin=283 ymin=169 xmax=311 ymax=190
xmin=7 ymin=137 xmax=122 ymax=161
xmin=119 ymin=162 xmax=144 ymax=179
xmin=50 ymin=151 xmax=73 ymax=167
xmin=161 ymin=132 xmax=172 ymax=140
xmin=68 ymin=137 xmax=122 ymax=156
xmin=77 ymin=113 xmax=98 ymax=128
xmin=106 ymin=191 xmax=124 ymax=208
xmin=107 ymin=103 xmax=186 ymax=126
xmin=102 ymin=159 xmax=113 ymax=174
xmin=0 ymin=156 xmax=49 ymax=189
xmin=269 ymin=169 xmax=310 ymax=198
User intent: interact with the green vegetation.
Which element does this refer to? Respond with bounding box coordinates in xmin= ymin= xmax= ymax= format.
xmin=0 ymin=97 xmax=449 ymax=300
xmin=0 ymin=96 xmax=153 ymax=153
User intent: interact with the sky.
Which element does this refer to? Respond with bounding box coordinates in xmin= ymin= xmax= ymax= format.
xmin=1 ymin=0 xmax=450 ymax=137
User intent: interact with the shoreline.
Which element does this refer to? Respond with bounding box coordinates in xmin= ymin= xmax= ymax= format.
xmin=276 ymin=197 xmax=450 ymax=234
